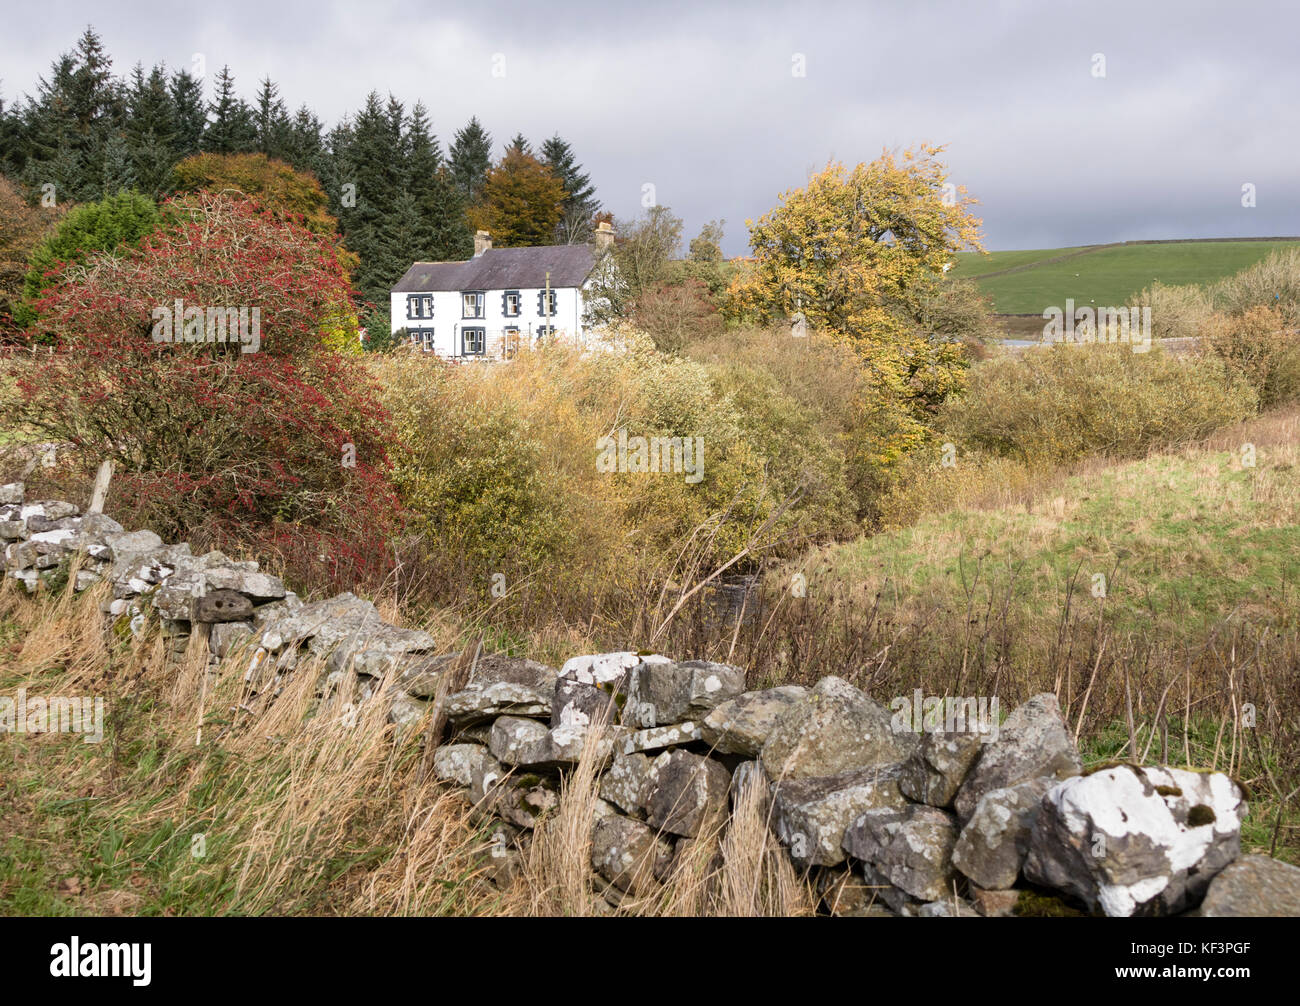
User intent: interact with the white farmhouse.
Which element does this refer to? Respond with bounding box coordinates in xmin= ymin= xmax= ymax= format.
xmin=389 ymin=223 xmax=615 ymax=360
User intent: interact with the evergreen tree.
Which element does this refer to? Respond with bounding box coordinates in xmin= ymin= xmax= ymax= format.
xmin=405 ymin=102 xmax=469 ymax=262
xmin=541 ymin=134 xmax=599 ymax=244
xmin=505 ymin=132 xmax=531 ymax=157
xmin=337 ymin=92 xmax=406 ymax=304
xmin=203 ymin=66 xmax=256 ymax=153
xmin=169 ymin=68 xmax=206 ymax=158
xmin=254 ymin=76 xmax=291 ymax=160
xmin=448 ymin=116 xmax=491 ymax=204
xmin=285 ymin=104 xmax=324 ymax=177
xmin=20 ymin=30 xmax=123 ymax=203
xmin=126 ymin=64 xmax=178 ymax=197
xmin=100 ymin=129 xmax=134 ymax=194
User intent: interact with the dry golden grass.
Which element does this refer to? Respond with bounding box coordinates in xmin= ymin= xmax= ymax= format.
xmin=0 ymin=576 xmax=819 ymax=916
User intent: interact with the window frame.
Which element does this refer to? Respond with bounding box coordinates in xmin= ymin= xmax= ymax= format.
xmin=461 ymin=326 xmax=486 ymax=356
xmin=462 ymin=291 xmax=485 ymax=319
xmin=502 ymin=290 xmax=522 ymax=317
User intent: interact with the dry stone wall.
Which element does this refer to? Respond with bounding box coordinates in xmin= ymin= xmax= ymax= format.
xmin=4 ymin=481 xmax=1298 ymax=917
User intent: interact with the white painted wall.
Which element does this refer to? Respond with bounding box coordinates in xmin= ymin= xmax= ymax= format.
xmin=390 ymin=284 xmax=586 ymax=359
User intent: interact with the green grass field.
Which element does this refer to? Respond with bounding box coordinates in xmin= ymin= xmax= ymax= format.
xmin=952 ymin=239 xmax=1300 ymax=314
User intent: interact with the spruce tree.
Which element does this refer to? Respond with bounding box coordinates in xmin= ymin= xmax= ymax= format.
xmin=203 ymin=66 xmax=256 ymax=153
xmin=169 ymin=69 xmax=206 ymax=158
xmin=126 ymin=64 xmax=178 ymax=197
xmin=449 ymin=116 xmax=491 ymax=205
xmin=541 ymin=134 xmax=599 ymax=244
xmin=254 ymin=77 xmax=291 ymax=160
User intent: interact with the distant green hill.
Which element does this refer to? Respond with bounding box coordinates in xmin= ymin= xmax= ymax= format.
xmin=952 ymin=238 xmax=1300 ymax=314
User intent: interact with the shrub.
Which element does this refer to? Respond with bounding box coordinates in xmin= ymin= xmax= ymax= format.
xmin=373 ymin=329 xmax=864 ymax=613
xmin=1210 ymin=248 xmax=1300 ymax=326
xmin=0 ymin=175 xmax=64 ymax=339
xmin=16 ymin=190 xmax=160 ymax=331
xmin=1138 ymin=279 xmax=1214 ymax=342
xmin=943 ymin=344 xmax=1257 ymax=466
xmin=172 ymin=152 xmax=339 ymax=237
xmin=4 ymin=191 xmax=396 ymax=591
xmin=1203 ymin=305 xmax=1300 ymax=410
xmin=632 ymin=278 xmax=723 ymax=353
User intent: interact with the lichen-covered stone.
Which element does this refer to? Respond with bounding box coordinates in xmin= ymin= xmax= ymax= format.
xmin=954 ymin=693 xmax=1080 ymax=821
xmin=1198 ymin=854 xmax=1300 ymax=917
xmin=643 ymin=749 xmax=731 ymax=838
xmin=898 ymin=728 xmax=984 ymax=807
xmin=952 ymin=777 xmax=1052 ymax=890
xmin=1024 ymin=764 xmax=1245 ymax=917
xmin=771 ymin=764 xmax=907 ymax=868
xmin=701 ymin=685 xmax=807 ymax=756
xmin=843 ymin=804 xmax=961 ymax=903
xmin=624 ymin=658 xmax=746 ymax=726
xmin=761 ymin=676 xmax=916 ymax=781
xmin=591 ymin=814 xmax=674 ymax=894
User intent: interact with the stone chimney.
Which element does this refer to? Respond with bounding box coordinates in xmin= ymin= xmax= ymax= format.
xmin=473 ymin=230 xmax=491 ymax=257
xmin=593 ymin=220 xmax=616 ymax=254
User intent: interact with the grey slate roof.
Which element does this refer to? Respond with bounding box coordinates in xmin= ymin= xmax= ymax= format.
xmin=391 ymin=244 xmax=596 ymax=293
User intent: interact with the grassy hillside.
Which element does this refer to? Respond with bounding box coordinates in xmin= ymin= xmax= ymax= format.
xmin=953 ymin=239 xmax=1300 ymax=313
xmin=782 ymin=406 xmax=1300 ymax=860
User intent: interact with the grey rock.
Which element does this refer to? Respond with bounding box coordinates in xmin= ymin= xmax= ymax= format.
xmin=549 ymin=650 xmax=645 ymax=730
xmin=325 ymin=623 xmax=438 ymax=678
xmin=388 ymin=691 xmax=431 ymax=729
xmin=21 ymin=500 xmax=79 ymax=520
xmin=203 ymin=566 xmax=286 ymax=601
xmin=600 ymin=751 xmax=652 ymax=817
xmin=843 ymin=804 xmax=961 ymax=902
xmin=761 ymin=676 xmax=916 ymax=781
xmin=433 ymin=743 xmax=494 ymax=787
xmin=0 ymin=519 xmax=26 ymax=540
xmin=489 ymin=716 xmax=554 ymax=766
xmin=771 ymin=764 xmax=907 ymax=868
xmin=954 ymin=693 xmax=1080 ymax=821
xmin=0 ymin=483 xmax=23 ymax=505
xmin=446 ymin=656 xmax=557 ymax=727
xmin=899 ymin=728 xmax=984 ymax=807
xmin=701 ymin=685 xmax=808 ymax=756
xmin=1199 ymin=855 xmax=1300 ymax=917
xmin=209 ymin=620 xmax=255 ymax=657
xmin=194 ymin=588 xmax=256 ymax=623
xmin=591 ymin=814 xmax=674 ymax=894
xmin=396 ymin=653 xmax=460 ymax=699
xmin=1024 ymin=764 xmax=1246 ymax=917
xmin=643 ymin=750 xmax=731 ymax=838
xmin=952 ymin=777 xmax=1052 ymax=890
xmin=624 ymin=658 xmax=746 ymax=726
xmin=104 ymin=529 xmax=164 ymax=560
xmin=620 ymin=720 xmax=703 ymax=755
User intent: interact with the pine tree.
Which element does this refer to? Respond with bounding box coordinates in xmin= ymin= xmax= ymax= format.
xmin=506 ymin=132 xmax=531 ymax=157
xmin=254 ymin=77 xmax=291 ymax=160
xmin=100 ymin=129 xmax=134 ymax=195
xmin=285 ymin=105 xmax=326 ymax=181
xmin=404 ymin=103 xmax=469 ymax=262
xmin=449 ymin=116 xmax=491 ymax=205
xmin=337 ymin=92 xmax=406 ymax=304
xmin=126 ymin=63 xmax=178 ymax=197
xmin=203 ymin=66 xmax=256 ymax=154
xmin=541 ymin=134 xmax=599 ymax=244
xmin=169 ymin=69 xmax=206 ymax=158
xmin=20 ymin=30 xmax=123 ymax=203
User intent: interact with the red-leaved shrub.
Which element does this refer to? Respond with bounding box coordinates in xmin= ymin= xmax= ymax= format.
xmin=8 ymin=191 xmax=398 ymax=593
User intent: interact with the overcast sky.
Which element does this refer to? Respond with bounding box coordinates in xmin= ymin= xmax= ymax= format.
xmin=5 ymin=0 xmax=1298 ymax=255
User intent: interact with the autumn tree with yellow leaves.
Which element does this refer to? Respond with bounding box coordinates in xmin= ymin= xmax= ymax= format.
xmin=728 ymin=146 xmax=986 ymax=514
